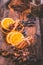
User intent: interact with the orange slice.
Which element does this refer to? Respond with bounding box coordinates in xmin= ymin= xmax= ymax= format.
xmin=6 ymin=31 xmax=17 ymax=44
xmin=10 ymin=32 xmax=24 ymax=46
xmin=6 ymin=32 xmax=14 ymax=44
xmin=1 ymin=18 xmax=14 ymax=30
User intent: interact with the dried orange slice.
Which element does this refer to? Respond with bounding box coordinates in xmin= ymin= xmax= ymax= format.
xmin=6 ymin=31 xmax=17 ymax=44
xmin=6 ymin=32 xmax=14 ymax=44
xmin=1 ymin=18 xmax=14 ymax=30
xmin=10 ymin=32 xmax=24 ymax=46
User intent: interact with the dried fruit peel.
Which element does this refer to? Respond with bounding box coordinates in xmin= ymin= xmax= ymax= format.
xmin=6 ymin=32 xmax=14 ymax=44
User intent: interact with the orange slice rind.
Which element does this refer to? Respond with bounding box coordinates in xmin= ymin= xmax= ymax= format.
xmin=6 ymin=32 xmax=14 ymax=44
xmin=6 ymin=31 xmax=18 ymax=43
